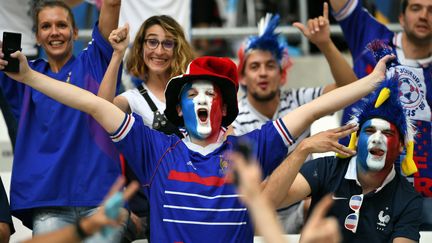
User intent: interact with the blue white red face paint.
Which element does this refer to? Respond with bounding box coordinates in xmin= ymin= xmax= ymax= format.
xmin=179 ymin=80 xmax=224 ymax=140
xmin=356 ymin=118 xmax=401 ymax=172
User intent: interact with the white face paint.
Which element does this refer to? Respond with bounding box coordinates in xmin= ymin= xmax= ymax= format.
xmin=357 ymin=118 xmax=393 ymax=171
xmin=192 ymin=81 xmax=214 ymax=137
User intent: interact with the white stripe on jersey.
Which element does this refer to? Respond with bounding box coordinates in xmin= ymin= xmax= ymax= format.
xmin=165 ymin=190 xmax=239 ymax=199
xmin=164 ymin=204 xmax=247 ymax=212
xmin=163 ymin=219 xmax=247 ymax=225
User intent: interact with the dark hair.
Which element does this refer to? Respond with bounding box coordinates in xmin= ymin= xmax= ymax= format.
xmin=126 ymin=15 xmax=195 ymax=80
xmin=32 ymin=0 xmax=76 ymax=33
xmin=400 ymin=0 xmax=409 ymax=14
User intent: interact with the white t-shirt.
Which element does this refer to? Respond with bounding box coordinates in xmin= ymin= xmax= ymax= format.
xmin=120 ymin=83 xmax=166 ymax=127
xmin=233 ymin=87 xmax=323 ymax=154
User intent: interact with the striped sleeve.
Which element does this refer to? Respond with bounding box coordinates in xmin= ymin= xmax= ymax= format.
xmin=273 ymin=118 xmax=295 ymax=146
xmin=333 ymin=0 xmax=358 ymax=21
xmin=110 ymin=113 xmax=135 ymax=142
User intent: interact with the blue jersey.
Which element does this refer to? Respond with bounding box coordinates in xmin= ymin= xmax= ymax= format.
xmin=111 ymin=113 xmax=292 ymax=242
xmin=300 ymin=156 xmax=422 ymax=243
xmin=334 ymin=0 xmax=432 ymax=196
xmin=0 ymin=24 xmax=122 ymax=228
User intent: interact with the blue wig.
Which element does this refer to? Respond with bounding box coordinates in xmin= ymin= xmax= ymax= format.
xmin=237 ymin=13 xmax=292 ymax=84
xmin=349 ymin=74 xmax=415 ymax=145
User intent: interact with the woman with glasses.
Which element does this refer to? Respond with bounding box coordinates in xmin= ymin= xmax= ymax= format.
xmin=97 ymin=15 xmax=195 ymax=242
xmin=98 ymin=15 xmax=194 ymax=133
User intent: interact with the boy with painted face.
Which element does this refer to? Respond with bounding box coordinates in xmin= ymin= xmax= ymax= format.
xmin=178 ymin=81 xmax=224 ymax=140
xmin=263 ymin=77 xmax=422 ymax=242
xmin=2 ymin=50 xmax=393 ymax=242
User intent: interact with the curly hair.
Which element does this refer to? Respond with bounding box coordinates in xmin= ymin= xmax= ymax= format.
xmin=126 ymin=15 xmax=195 ymax=80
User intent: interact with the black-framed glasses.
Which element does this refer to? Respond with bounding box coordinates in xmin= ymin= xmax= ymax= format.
xmin=143 ymin=38 xmax=175 ymax=50
xmin=344 ymin=194 xmax=363 ymax=233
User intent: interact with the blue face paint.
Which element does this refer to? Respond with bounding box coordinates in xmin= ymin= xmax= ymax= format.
xmin=357 ymin=120 xmax=372 ymax=171
xmin=180 ymin=83 xmax=200 ymax=138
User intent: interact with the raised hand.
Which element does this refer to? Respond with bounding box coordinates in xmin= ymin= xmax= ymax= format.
xmin=300 ymin=195 xmax=341 ymax=243
xmin=300 ymin=123 xmax=358 ymax=157
xmin=108 ymin=23 xmax=130 ymax=56
xmin=371 ymin=54 xmax=396 ymax=86
xmin=293 ymin=2 xmax=330 ymax=47
xmin=2 ymin=51 xmax=32 ymax=83
xmin=83 ymin=176 xmax=140 ymax=234
xmin=227 ymin=151 xmax=262 ymax=206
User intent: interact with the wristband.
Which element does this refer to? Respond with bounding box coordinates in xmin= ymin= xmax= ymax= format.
xmin=75 ymin=218 xmax=90 ymax=240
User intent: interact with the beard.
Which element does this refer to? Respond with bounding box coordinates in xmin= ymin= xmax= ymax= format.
xmin=405 ymin=29 xmax=432 ymax=46
xmin=250 ymin=90 xmax=278 ymax=102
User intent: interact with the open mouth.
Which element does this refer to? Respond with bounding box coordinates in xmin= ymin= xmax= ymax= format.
xmin=369 ymin=148 xmax=385 ymax=157
xmin=197 ymin=108 xmax=208 ymax=123
xmin=257 ymin=81 xmax=268 ymax=90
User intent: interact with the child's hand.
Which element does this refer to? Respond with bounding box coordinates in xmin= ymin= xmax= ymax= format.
xmin=109 ymin=23 xmax=130 ymax=55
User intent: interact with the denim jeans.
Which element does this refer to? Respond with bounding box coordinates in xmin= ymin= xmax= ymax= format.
xmin=33 ymin=206 xmax=127 ymax=243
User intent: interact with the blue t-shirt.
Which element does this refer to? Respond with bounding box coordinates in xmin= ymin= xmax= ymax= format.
xmin=111 ymin=113 xmax=292 ymax=242
xmin=0 ymin=23 xmax=122 ymax=228
xmin=300 ymin=156 xmax=422 ymax=243
xmin=334 ymin=0 xmax=432 ymax=197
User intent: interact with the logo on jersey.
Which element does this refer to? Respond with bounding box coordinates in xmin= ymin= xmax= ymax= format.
xmin=66 ymin=71 xmax=72 ymax=83
xmin=376 ymin=207 xmax=391 ymax=231
xmin=396 ymin=67 xmax=426 ymax=118
xmin=219 ymin=155 xmax=229 ymax=176
xmin=186 ymin=161 xmax=197 ymax=170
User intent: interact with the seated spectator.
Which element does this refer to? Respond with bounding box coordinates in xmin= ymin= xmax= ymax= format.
xmin=264 ymin=75 xmax=422 ymax=242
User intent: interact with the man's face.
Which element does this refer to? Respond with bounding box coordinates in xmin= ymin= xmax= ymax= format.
xmin=241 ymin=50 xmax=281 ymax=102
xmin=36 ymin=6 xmax=77 ymax=62
xmin=399 ymin=0 xmax=432 ymax=45
xmin=356 ymin=118 xmax=403 ymax=172
xmin=179 ymin=80 xmax=224 ymax=139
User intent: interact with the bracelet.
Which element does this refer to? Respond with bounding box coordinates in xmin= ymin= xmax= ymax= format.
xmin=75 ymin=218 xmax=90 ymax=240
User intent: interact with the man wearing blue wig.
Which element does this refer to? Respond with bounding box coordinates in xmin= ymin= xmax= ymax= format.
xmin=263 ymin=74 xmax=422 ymax=242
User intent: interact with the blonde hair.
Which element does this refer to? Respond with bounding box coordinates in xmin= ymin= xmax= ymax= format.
xmin=126 ymin=15 xmax=195 ymax=80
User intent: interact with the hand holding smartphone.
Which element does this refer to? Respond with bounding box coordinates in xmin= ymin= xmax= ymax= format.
xmin=2 ymin=32 xmax=22 ymax=73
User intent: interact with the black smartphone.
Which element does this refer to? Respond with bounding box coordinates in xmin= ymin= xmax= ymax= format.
xmin=2 ymin=32 xmax=22 ymax=73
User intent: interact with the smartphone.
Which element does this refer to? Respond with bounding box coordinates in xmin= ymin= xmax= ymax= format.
xmin=2 ymin=32 xmax=22 ymax=72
